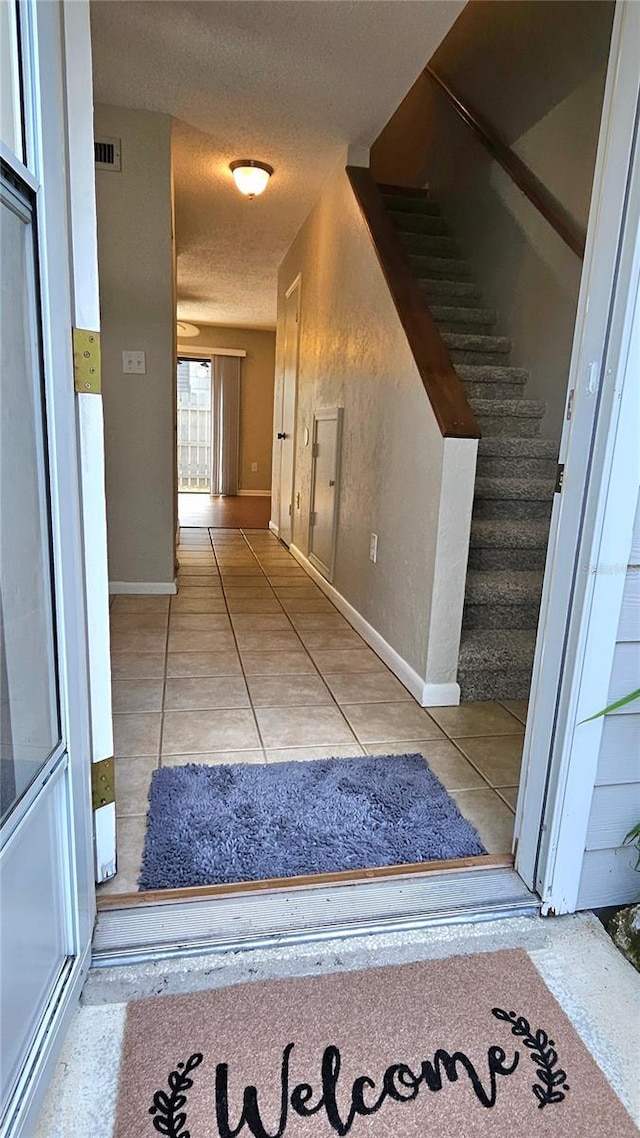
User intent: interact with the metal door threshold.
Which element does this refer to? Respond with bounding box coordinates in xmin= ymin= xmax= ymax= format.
xmin=92 ymin=865 xmax=539 ymax=967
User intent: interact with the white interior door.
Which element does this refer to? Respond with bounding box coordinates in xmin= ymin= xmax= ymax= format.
xmin=0 ymin=2 xmax=107 ymax=1133
xmin=277 ymin=276 xmax=301 ymax=545
xmin=308 ymin=408 xmax=343 ymax=581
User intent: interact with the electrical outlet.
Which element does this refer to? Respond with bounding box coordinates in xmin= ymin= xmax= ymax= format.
xmin=122 ymin=349 xmax=146 ymax=374
xmin=251 ymin=462 xmax=258 ymax=472
xmin=369 ymin=533 xmax=378 ymax=563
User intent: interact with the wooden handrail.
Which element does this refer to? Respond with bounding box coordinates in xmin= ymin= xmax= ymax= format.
xmin=425 ymin=66 xmax=586 ymax=260
xmin=346 ymin=165 xmax=481 ymax=440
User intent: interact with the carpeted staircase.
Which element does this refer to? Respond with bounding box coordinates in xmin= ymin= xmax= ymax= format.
xmin=380 ymin=184 xmax=558 ymax=701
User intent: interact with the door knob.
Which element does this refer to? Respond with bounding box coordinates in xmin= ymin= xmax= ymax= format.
xmin=329 ymin=479 xmax=335 ymax=486
xmin=277 ymin=432 xmax=287 ymax=440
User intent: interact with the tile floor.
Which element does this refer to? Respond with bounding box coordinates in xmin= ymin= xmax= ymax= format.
xmin=101 ymin=527 xmax=527 ymax=895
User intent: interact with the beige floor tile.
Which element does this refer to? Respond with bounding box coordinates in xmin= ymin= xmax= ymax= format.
xmin=177 ymin=564 xmax=221 ymax=576
xmin=287 ymin=612 xmax=351 ymax=631
xmin=113 ymin=712 xmax=161 ymax=757
xmin=221 ymin=577 xmax=271 ymax=589
xmin=500 ymin=699 xmax=529 ymax=726
xmin=161 ymin=750 xmax=265 ymax=767
xmin=311 ymin=648 xmax=386 ymax=674
xmin=164 ymin=676 xmax=250 ymax=711
xmin=170 ymin=594 xmax=228 ymax=614
xmin=247 ymin=674 xmax=333 ymax=707
xmin=240 ymin=650 xmax=317 ymax=675
xmin=110 ymin=630 xmax=167 ymax=655
xmin=323 ymin=671 xmax=412 ymax=704
xmin=230 ymin=613 xmax=293 ymax=632
xmin=265 ymin=745 xmax=366 ymax=762
xmin=219 ymin=566 xmax=264 ymax=577
xmin=342 ymin=702 xmax=444 ymax=743
xmin=111 ymin=679 xmax=164 ymax=714
xmin=255 ymin=705 xmax=356 ymax=748
xmin=96 ymin=816 xmax=145 ymax=895
xmin=266 ymin=573 xmax=309 ymax=585
xmin=169 ymin=613 xmax=231 ymax=632
xmin=109 ymin=611 xmax=168 ymax=632
xmin=162 ymin=709 xmax=260 ymax=754
xmin=114 ymin=756 xmax=156 ymax=816
xmin=223 ymin=585 xmax=274 ymax=599
xmin=280 ymin=598 xmax=336 ymax=613
xmin=427 ymin=700 xmax=525 ymax=738
xmin=272 ymin=586 xmax=323 ymax=599
xmin=456 ymin=734 xmax=524 ymax=787
xmin=166 ymin=651 xmax=242 ymax=678
xmin=176 ymin=575 xmax=221 ymax=589
xmin=234 ymin=629 xmax=302 ymax=652
xmin=297 ymin=629 xmax=365 ymax=652
xmin=450 ymin=788 xmax=515 ymax=854
xmin=111 ymin=653 xmax=166 ymax=680
xmin=226 ymin=597 xmax=284 ymax=614
xmin=363 ymin=739 xmax=486 ymax=791
xmin=497 ymin=786 xmax=519 ymax=810
xmin=167 ymin=629 xmax=236 ymax=653
xmin=110 ymin=595 xmax=170 ymax=613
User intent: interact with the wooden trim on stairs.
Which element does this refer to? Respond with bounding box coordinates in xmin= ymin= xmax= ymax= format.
xmin=346 ymin=165 xmax=481 ymax=439
xmin=425 ymin=66 xmax=586 ymax=260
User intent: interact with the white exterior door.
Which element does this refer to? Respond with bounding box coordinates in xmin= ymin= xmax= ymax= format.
xmin=277 ymin=276 xmax=301 ymax=545
xmin=0 ymin=2 xmax=110 ymax=1134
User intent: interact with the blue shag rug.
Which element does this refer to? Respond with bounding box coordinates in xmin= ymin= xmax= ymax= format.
xmin=138 ymin=754 xmax=487 ymax=890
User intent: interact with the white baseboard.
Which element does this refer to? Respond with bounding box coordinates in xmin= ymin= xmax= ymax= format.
xmin=109 ymin=580 xmax=177 ymax=595
xmin=237 ymin=489 xmax=272 ymax=497
xmin=269 ymin=520 xmax=280 ymax=538
xmin=289 ymin=545 xmax=459 ymax=707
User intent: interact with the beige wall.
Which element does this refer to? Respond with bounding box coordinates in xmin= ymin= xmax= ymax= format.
xmin=94 ymin=104 xmax=176 ymax=586
xmin=177 ymin=324 xmax=276 ymax=492
xmin=273 ymin=159 xmax=476 ymax=692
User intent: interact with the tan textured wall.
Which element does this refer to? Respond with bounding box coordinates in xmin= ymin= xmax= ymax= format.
xmin=272 ymin=160 xmax=476 ymax=680
xmin=177 ymin=324 xmax=276 ymax=492
xmin=95 ymin=104 xmax=176 ymax=585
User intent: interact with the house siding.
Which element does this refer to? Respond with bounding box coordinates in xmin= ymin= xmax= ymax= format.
xmin=577 ymin=492 xmax=640 ymax=908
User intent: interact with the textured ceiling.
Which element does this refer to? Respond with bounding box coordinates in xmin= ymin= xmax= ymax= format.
xmin=90 ymin=1 xmax=464 ymax=328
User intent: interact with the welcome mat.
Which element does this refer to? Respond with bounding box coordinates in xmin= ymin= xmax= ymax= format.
xmin=138 ymin=754 xmax=487 ymax=890
xmin=114 ymin=949 xmax=637 ymax=1137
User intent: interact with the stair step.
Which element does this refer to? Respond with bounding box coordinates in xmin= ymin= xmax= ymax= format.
xmin=473 ymin=479 xmax=554 ymax=521
xmin=457 ymin=630 xmax=537 ymax=701
xmin=456 ymin=364 xmax=527 ymax=400
xmin=470 ymin=517 xmax=550 ymax=549
xmin=430 ymin=307 xmax=496 ymax=335
xmin=392 ymin=214 xmax=454 ymax=241
xmin=443 ymin=332 xmax=512 ymax=366
xmin=470 ymin=398 xmax=546 ymax=437
xmin=419 ymin=278 xmax=483 ymax=305
xmin=399 ymin=233 xmax=460 ymax=259
xmin=464 ymin=570 xmax=544 ymax=628
xmin=380 ymin=187 xmax=441 ymax=215
xmin=408 ymin=254 xmax=474 ymax=281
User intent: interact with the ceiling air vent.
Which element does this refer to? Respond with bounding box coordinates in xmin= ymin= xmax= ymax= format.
xmin=94 ymin=136 xmax=121 ymax=171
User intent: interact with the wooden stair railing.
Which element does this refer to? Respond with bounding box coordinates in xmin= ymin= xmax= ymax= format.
xmin=346 ymin=165 xmax=481 ymax=440
xmin=425 ymin=66 xmax=586 ymax=260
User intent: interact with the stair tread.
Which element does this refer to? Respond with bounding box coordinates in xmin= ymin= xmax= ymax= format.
xmin=470 ymin=397 xmax=545 ymax=417
xmin=442 ymin=332 xmax=511 ymax=352
xmin=458 ymin=629 xmax=537 ymax=669
xmin=471 ymin=518 xmax=551 ymax=548
xmin=478 ymin=436 xmax=558 ymax=456
xmin=419 ymin=278 xmax=482 ymax=295
xmin=456 ymin=364 xmax=527 ymax=383
xmin=465 ymin=570 xmax=544 ymax=605
xmin=430 ymin=306 xmax=496 ymax=324
xmin=474 ymin=477 xmax=555 ymax=500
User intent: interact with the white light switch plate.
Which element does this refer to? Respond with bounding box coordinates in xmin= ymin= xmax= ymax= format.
xmin=122 ymin=349 xmax=146 ymax=374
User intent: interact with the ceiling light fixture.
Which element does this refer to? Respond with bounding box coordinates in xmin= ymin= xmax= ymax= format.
xmin=177 ymin=321 xmax=200 ymax=338
xmin=230 ymin=159 xmax=274 ymax=199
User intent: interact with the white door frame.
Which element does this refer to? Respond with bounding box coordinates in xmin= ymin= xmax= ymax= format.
xmin=1 ymin=2 xmax=106 ymax=1133
xmin=515 ymin=0 xmax=640 ymax=912
xmin=277 ymin=274 xmax=301 ymax=544
xmin=308 ymin=406 xmax=344 ymax=582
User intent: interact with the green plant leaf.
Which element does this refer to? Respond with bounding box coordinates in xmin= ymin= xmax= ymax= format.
xmin=581 ymin=687 xmax=640 ymax=723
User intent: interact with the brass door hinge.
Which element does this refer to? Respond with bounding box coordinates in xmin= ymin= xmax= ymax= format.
xmin=91 ymin=756 xmax=115 ymax=810
xmin=73 ymin=328 xmax=101 ymax=394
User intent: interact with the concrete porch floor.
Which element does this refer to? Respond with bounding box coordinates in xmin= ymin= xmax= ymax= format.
xmin=34 ymin=912 xmax=639 ymax=1135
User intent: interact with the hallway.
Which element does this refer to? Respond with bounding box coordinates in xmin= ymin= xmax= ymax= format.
xmin=105 ymin=528 xmax=525 ymax=895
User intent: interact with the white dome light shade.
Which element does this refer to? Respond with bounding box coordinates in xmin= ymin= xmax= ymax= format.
xmin=230 ymin=159 xmax=274 ymax=198
xmin=177 ymin=321 xmax=200 ymax=338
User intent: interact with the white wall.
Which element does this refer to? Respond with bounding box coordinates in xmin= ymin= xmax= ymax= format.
xmin=273 ymin=159 xmax=476 ymax=700
xmin=94 ymin=104 xmax=176 ymax=588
